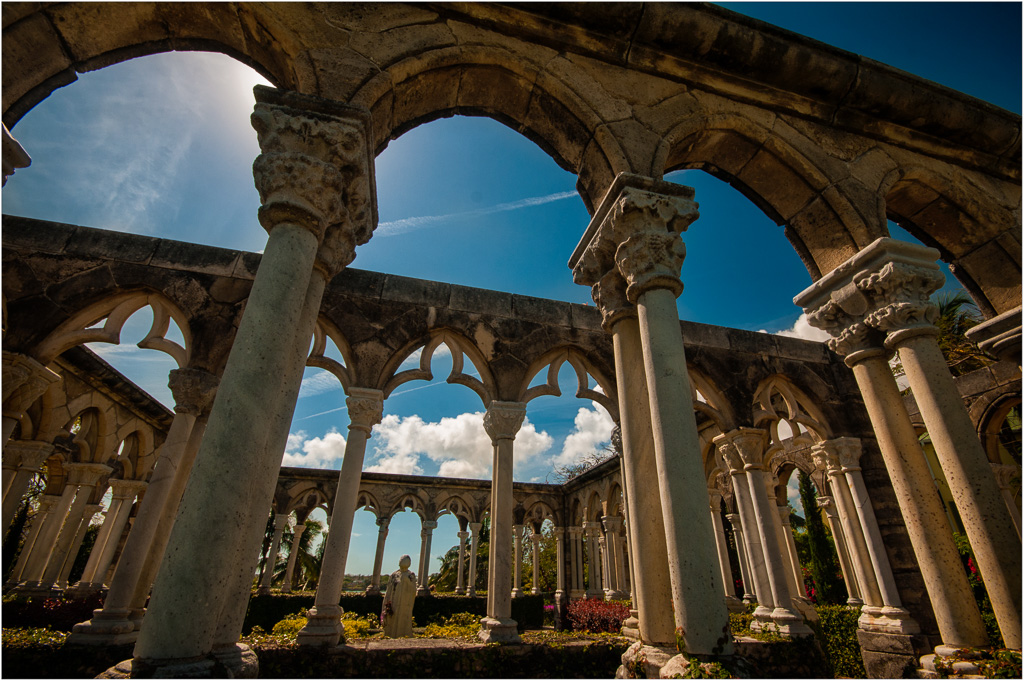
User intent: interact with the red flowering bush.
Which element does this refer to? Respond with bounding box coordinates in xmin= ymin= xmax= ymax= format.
xmin=565 ymin=598 xmax=630 ymax=633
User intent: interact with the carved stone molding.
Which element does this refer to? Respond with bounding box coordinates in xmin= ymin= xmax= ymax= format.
xmin=168 ymin=368 xmax=220 ymax=417
xmin=966 ymin=306 xmax=1022 ymax=364
xmin=716 ymin=427 xmax=770 ymax=470
xmin=3 ymin=440 xmax=54 ymax=471
xmin=108 ymin=479 xmax=148 ymax=499
xmin=346 ymin=387 xmax=384 ymax=433
xmin=2 ymin=351 xmax=60 ymax=418
xmin=591 ymin=270 xmax=634 ymax=332
xmin=483 ymin=401 xmax=527 ymax=443
xmin=64 ymin=462 xmax=113 ymax=488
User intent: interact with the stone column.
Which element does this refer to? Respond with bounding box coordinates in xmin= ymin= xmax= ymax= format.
xmin=571 ymin=174 xmax=731 ymax=656
xmin=853 ymin=241 xmax=1021 ymax=648
xmin=281 ymin=519 xmax=307 ymax=593
xmin=298 ymin=388 xmax=384 ymax=645
xmin=258 ymin=514 xmax=290 ymax=595
xmin=366 ymin=516 xmax=390 ymax=595
xmin=71 ymin=480 xmax=147 ymax=596
xmin=816 ymin=496 xmax=863 ymax=606
xmin=530 ymin=528 xmax=542 ymax=595
xmin=3 ymin=440 xmax=54 ymax=531
xmin=566 ymin=526 xmax=579 ymax=596
xmin=512 ymin=524 xmax=525 ymax=598
xmin=2 ymin=351 xmax=59 ymax=449
xmin=720 ymin=430 xmax=810 ymax=636
xmin=479 ymin=401 xmax=525 ymax=643
xmin=725 ymin=513 xmax=756 ymax=603
xmin=133 ymin=86 xmax=377 ymax=671
xmin=415 ymin=519 xmax=437 ymax=597
xmin=6 ymin=494 xmax=58 ymax=588
xmin=797 ymin=240 xmax=990 ymax=650
xmin=57 ymin=503 xmax=103 ymax=589
xmin=990 ymin=464 xmax=1021 ymax=539
xmin=455 ymin=529 xmax=470 ymax=595
xmin=828 ymin=439 xmax=918 ymax=633
xmin=583 ymin=521 xmax=601 ymax=598
xmin=776 ymin=505 xmax=806 ymax=600
xmin=709 ymin=490 xmax=742 ymax=611
xmin=554 ymin=526 xmax=566 ymax=599
xmin=467 ymin=521 xmax=481 ymax=597
xmin=602 ymin=515 xmax=626 ymax=599
xmin=30 ymin=463 xmax=110 ymax=594
xmin=716 ymin=436 xmax=774 ymax=627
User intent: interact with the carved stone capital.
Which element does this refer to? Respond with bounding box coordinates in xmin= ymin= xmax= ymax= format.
xmin=4 ymin=440 xmax=54 ymax=471
xmin=724 ymin=513 xmax=742 ymax=530
xmin=601 ymin=515 xmax=622 ymax=533
xmin=108 ymin=479 xmax=148 ymax=499
xmin=376 ymin=516 xmax=391 ymax=530
xmin=715 ymin=427 xmax=769 ymax=471
xmin=65 ymin=463 xmax=112 ymax=488
xmin=421 ymin=520 xmax=438 ymax=532
xmin=714 ymin=436 xmax=744 ymax=475
xmin=591 ymin=270 xmax=635 ymax=332
xmin=2 ymin=123 xmax=31 ymax=187
xmin=989 ymin=463 xmax=1021 ymax=491
xmin=483 ymin=401 xmax=527 ymax=443
xmin=37 ymin=494 xmax=59 ymax=514
xmin=707 ymin=487 xmax=724 ymax=509
xmin=346 ymin=387 xmax=384 ymax=433
xmin=777 ymin=506 xmax=793 ymax=524
xmin=273 ymin=514 xmax=291 ymax=531
xmin=457 ymin=530 xmax=470 ymax=540
xmin=857 ymin=262 xmax=943 ymax=342
xmin=469 ymin=522 xmax=482 ymax=534
xmin=832 ymin=437 xmax=863 ymax=472
xmin=168 ymin=368 xmax=220 ymax=417
xmin=2 ymin=351 xmax=60 ymax=418
xmin=804 ymin=301 xmax=886 ymax=363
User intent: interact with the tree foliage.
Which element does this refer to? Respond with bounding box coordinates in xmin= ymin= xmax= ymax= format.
xmin=797 ymin=471 xmax=846 ymax=605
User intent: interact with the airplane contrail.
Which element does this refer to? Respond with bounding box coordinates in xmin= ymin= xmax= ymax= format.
xmin=375 ymin=190 xmax=578 ymax=237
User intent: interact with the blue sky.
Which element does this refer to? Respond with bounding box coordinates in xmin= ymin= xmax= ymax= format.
xmin=3 ymin=3 xmax=1019 ymax=577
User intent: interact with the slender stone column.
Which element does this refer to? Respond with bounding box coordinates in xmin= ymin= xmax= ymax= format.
xmin=58 ymin=503 xmax=103 ymax=589
xmin=854 ymin=243 xmax=1021 ymax=648
xmin=530 ymin=528 xmax=542 ymax=595
xmin=600 ymin=534 xmax=612 ymax=596
xmin=366 ymin=517 xmax=390 ymax=595
xmin=3 ymin=441 xmax=53 ymax=530
xmin=133 ymin=86 xmax=377 ymax=670
xmin=298 ymin=388 xmax=384 ymax=645
xmin=709 ymin=490 xmax=742 ymax=610
xmin=717 ymin=436 xmax=774 ymax=627
xmin=583 ymin=521 xmax=601 ymax=598
xmin=554 ymin=527 xmax=566 ymax=599
xmin=281 ymin=520 xmax=307 ymax=593
xmin=467 ymin=522 xmax=481 ymax=597
xmin=6 ymin=494 xmax=58 ymax=588
xmin=32 ymin=463 xmax=111 ymax=593
xmin=479 ymin=401 xmax=525 ymax=643
xmin=415 ymin=520 xmax=437 ymax=597
xmin=602 ymin=515 xmax=626 ymax=599
xmin=798 ymin=243 xmax=989 ymax=650
xmin=723 ymin=430 xmax=811 ymax=636
xmin=816 ymin=496 xmax=863 ymax=606
xmin=72 ymin=480 xmax=147 ymax=595
xmin=990 ymin=464 xmax=1021 ymax=539
xmin=725 ymin=513 xmax=756 ymax=603
xmin=776 ymin=505 xmax=806 ymax=600
xmin=512 ymin=524 xmax=525 ymax=598
xmin=2 ymin=351 xmax=59 ymax=449
xmin=15 ymin=484 xmax=76 ymax=589
xmin=455 ymin=529 xmax=469 ymax=595
xmin=258 ymin=514 xmax=290 ymax=595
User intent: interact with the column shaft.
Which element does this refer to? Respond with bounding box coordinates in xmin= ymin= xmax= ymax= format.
xmin=20 ymin=484 xmax=77 ymax=585
xmin=455 ymin=530 xmax=468 ymax=595
xmin=7 ymin=496 xmax=56 ymax=587
xmin=530 ymin=532 xmax=541 ymax=595
xmin=512 ymin=525 xmax=524 ymax=597
xmin=468 ymin=523 xmax=480 ymax=597
xmin=819 ymin=499 xmax=862 ymax=605
xmin=281 ymin=523 xmax=307 ymax=593
xmin=368 ymin=519 xmax=389 ymax=594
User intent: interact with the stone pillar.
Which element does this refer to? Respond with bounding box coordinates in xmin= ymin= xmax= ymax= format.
xmin=71 ymin=480 xmax=147 ymax=596
xmin=530 ymin=527 xmax=542 ymax=595
xmin=990 ymin=464 xmax=1021 ymax=539
xmin=58 ymin=503 xmax=103 ymax=589
xmin=281 ymin=520 xmax=307 ymax=593
xmin=776 ymin=505 xmax=806 ymax=600
xmin=566 ymin=526 xmax=580 ymax=597
xmin=366 ymin=516 xmax=390 ymax=595
xmin=797 ymin=239 xmax=990 ymax=650
xmin=258 ymin=514 xmax=290 ymax=595
xmin=298 ymin=388 xmax=384 ymax=645
xmin=602 ymin=515 xmax=626 ymax=600
xmin=598 ymin=534 xmax=610 ymax=596
xmin=709 ymin=490 xmax=742 ymax=611
xmin=570 ymin=173 xmax=731 ymax=656
xmin=716 ymin=436 xmax=774 ymax=627
xmin=132 ymin=86 xmax=377 ymax=672
xmin=479 ymin=401 xmax=525 ymax=643
xmin=725 ymin=513 xmax=756 ymax=604
xmin=583 ymin=521 xmax=601 ymax=598
xmin=3 ymin=440 xmax=54 ymax=531
xmin=554 ymin=526 xmax=566 ymax=598
xmin=455 ymin=529 xmax=469 ymax=595
xmin=467 ymin=521 xmax=481 ymax=597
xmin=852 ymin=241 xmax=1021 ymax=648
xmin=719 ymin=430 xmax=810 ymax=636
xmin=512 ymin=524 xmax=525 ymax=598
xmin=2 ymin=351 xmax=59 ymax=449
xmin=816 ymin=496 xmax=863 ymax=606
xmin=415 ymin=519 xmax=437 ymax=597
xmin=6 ymin=494 xmax=58 ymax=588
xmin=2 ymin=122 xmax=31 ymax=186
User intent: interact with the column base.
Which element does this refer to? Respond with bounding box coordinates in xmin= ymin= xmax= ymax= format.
xmin=858 ymin=605 xmax=920 ymax=635
xmin=855 ymin=629 xmax=928 ymax=678
xmin=416 ymin=586 xmax=431 ymax=597
xmin=65 ymin=582 xmax=105 ymax=600
xmin=606 ymin=589 xmax=628 ymax=601
xmin=454 ymin=587 xmax=466 ymax=595
xmin=99 ymin=644 xmax=259 ymax=679
xmin=511 ymin=588 xmax=523 ymax=598
xmin=365 ymin=585 xmax=381 ymax=595
xmin=295 ymin=605 xmax=344 ymax=647
xmin=68 ymin=608 xmax=139 ymax=646
xmin=769 ymin=607 xmax=814 ymax=637
xmin=725 ymin=596 xmax=746 ymax=614
xmin=791 ymin=597 xmax=820 ymax=623
xmin=466 ymin=589 xmax=477 ymax=598
xmin=569 ymin=589 xmax=586 ymax=599
xmin=256 ymin=585 xmax=273 ymax=596
xmin=280 ymin=586 xmax=292 ymax=593
xmin=12 ymin=583 xmax=59 ymax=600
xmin=616 ymin=641 xmax=677 ymax=678
xmin=750 ymin=605 xmax=774 ymax=632
xmin=621 ymin=612 xmax=641 ymax=640
xmin=478 ymin=617 xmax=520 ymax=643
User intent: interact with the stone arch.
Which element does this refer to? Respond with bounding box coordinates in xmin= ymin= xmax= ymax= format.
xmin=378 ymin=329 xmax=497 ymax=408
xmin=354 ymin=489 xmax=384 ymax=520
xmin=2 ymin=4 xmax=308 ymax=128
xmin=584 ymin=490 xmax=604 ymax=522
xmin=110 ymin=426 xmax=156 ymax=481
xmin=62 ymin=400 xmax=115 ymax=465
xmin=605 ymin=482 xmax=624 ymax=519
xmin=881 ymin=165 xmax=1022 ymax=317
xmin=280 ymin=484 xmax=331 ymax=517
xmin=518 ymin=345 xmax=618 ymax=421
xmin=305 ymin=317 xmax=357 ymax=396
xmin=522 ymin=498 xmax=558 ymax=528
xmin=656 ymin=111 xmax=884 ymax=278
xmin=435 ymin=493 xmax=476 ymax=526
xmin=752 ymin=374 xmax=833 ymax=448
xmin=387 ymin=491 xmax=429 ymax=522
xmin=974 ymin=394 xmax=1023 ymax=466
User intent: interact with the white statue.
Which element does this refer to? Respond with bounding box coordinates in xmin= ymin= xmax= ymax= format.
xmin=381 ymin=554 xmax=417 ymax=637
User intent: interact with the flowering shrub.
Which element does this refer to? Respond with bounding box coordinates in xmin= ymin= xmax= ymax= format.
xmin=342 ymin=610 xmax=378 ymax=638
xmin=270 ymin=611 xmax=308 ymax=640
xmin=565 ymin=598 xmax=630 ymax=633
xmin=422 ymin=612 xmax=479 ymax=638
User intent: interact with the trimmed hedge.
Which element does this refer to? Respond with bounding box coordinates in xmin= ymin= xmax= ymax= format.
xmin=242 ymin=592 xmax=545 ymax=634
xmin=2 ymin=628 xmax=132 ymax=678
xmin=814 ymin=604 xmax=865 ymax=678
xmin=2 ymin=594 xmax=105 ymax=632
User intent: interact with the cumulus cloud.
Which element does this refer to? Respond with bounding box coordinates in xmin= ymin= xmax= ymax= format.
xmin=365 ymin=412 xmax=553 ymax=479
xmin=283 ymin=428 xmax=347 ymax=469
xmin=550 ymin=404 xmax=616 ymax=468
xmin=761 ymin=313 xmax=831 ymax=343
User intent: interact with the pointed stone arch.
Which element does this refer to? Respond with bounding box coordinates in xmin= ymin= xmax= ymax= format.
xmin=378 ymin=329 xmax=497 ymax=408
xmin=518 ymin=345 xmax=618 ymax=422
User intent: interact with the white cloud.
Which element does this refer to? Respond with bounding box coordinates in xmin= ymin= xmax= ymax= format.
xmin=366 ymin=412 xmax=553 ymax=479
xmin=376 ymin=191 xmax=578 ymax=237
xmin=550 ymin=404 xmax=616 ymax=468
xmin=299 ymin=371 xmax=343 ymax=398
xmin=283 ymin=428 xmax=347 ymax=469
xmin=761 ymin=313 xmax=831 ymax=343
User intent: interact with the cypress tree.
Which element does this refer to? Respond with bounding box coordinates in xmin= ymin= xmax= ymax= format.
xmin=799 ymin=470 xmax=846 ymax=604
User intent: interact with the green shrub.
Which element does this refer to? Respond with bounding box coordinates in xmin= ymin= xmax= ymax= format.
xmin=341 ymin=610 xmax=378 ymax=639
xmin=270 ymin=611 xmax=309 ymax=640
xmin=2 ymin=627 xmax=69 ymax=648
xmin=422 ymin=612 xmax=480 ymax=638
xmin=814 ymin=604 xmax=865 ymax=678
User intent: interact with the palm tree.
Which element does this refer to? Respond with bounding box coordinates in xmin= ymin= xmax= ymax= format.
xmin=273 ymin=518 xmax=325 ymax=591
xmin=934 ymin=291 xmax=993 ymax=376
